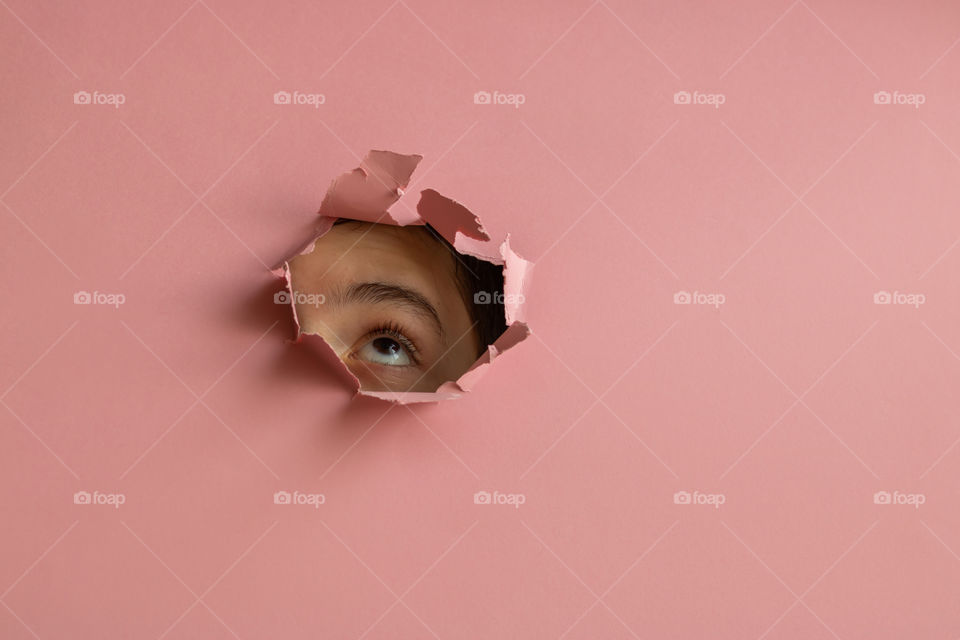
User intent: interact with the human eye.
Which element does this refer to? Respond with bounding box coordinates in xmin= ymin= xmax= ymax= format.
xmin=349 ymin=322 xmax=422 ymax=367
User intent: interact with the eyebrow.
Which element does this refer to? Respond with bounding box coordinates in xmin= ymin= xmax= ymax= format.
xmin=335 ymin=281 xmax=444 ymax=340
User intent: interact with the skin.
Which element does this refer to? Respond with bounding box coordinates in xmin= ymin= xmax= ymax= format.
xmin=287 ymin=220 xmax=481 ymax=393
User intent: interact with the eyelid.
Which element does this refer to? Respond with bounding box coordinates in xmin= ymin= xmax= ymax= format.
xmin=352 ymin=322 xmax=422 ymax=366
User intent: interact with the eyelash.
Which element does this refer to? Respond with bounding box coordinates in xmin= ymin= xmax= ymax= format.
xmin=358 ymin=320 xmax=422 ymax=366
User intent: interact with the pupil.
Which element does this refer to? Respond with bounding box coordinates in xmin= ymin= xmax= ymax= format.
xmin=373 ymin=337 xmax=400 ymax=355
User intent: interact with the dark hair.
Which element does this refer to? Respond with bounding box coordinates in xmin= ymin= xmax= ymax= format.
xmin=420 ymin=223 xmax=507 ymax=356
xmin=331 ymin=218 xmax=507 ymax=356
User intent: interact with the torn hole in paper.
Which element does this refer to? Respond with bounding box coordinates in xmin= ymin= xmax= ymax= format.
xmin=271 ymin=150 xmax=532 ymax=404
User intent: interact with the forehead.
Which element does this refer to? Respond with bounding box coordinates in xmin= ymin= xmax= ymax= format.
xmin=293 ymin=221 xmax=460 ymax=294
xmin=325 ymin=221 xmax=441 ymax=257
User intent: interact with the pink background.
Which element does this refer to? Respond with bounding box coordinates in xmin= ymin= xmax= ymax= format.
xmin=3 ymin=0 xmax=960 ymax=637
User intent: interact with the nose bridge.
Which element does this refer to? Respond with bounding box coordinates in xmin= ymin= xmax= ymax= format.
xmin=308 ymin=323 xmax=346 ymax=357
xmin=295 ymin=300 xmax=350 ymax=359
